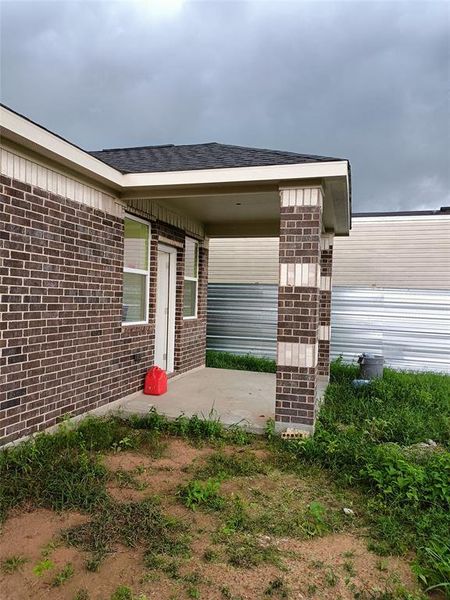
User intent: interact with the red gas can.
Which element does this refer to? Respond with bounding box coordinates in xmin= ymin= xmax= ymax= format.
xmin=144 ymin=366 xmax=168 ymax=396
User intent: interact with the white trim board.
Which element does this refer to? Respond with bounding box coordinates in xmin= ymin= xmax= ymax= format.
xmin=1 ymin=105 xmax=349 ymax=191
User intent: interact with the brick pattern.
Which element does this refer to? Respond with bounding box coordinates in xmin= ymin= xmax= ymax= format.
xmin=318 ymin=235 xmax=334 ymax=377
xmin=0 ymin=177 xmax=207 ymax=444
xmin=275 ymin=187 xmax=322 ymax=430
xmin=175 ymin=246 xmax=208 ymax=374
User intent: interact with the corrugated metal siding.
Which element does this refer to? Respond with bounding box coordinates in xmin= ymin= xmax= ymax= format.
xmin=331 ymin=287 xmax=450 ymax=372
xmin=208 ymin=215 xmax=450 ymax=290
xmin=207 ymin=284 xmax=278 ymax=357
xmin=207 ymin=284 xmax=450 ymax=373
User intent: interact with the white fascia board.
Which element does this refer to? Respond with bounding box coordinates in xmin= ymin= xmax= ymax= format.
xmin=354 ymin=214 xmax=450 ymax=223
xmin=121 ymin=161 xmax=349 ymax=188
xmin=0 ymin=105 xmax=349 ymax=192
xmin=0 ymin=106 xmax=123 ymax=188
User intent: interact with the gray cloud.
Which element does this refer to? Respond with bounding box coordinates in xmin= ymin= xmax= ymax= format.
xmin=1 ymin=0 xmax=448 ymax=211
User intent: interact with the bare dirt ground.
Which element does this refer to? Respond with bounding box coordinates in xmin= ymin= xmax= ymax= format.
xmin=0 ymin=438 xmax=420 ymax=600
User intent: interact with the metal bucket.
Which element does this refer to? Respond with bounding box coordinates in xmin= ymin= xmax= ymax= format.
xmin=358 ymin=353 xmax=384 ymax=379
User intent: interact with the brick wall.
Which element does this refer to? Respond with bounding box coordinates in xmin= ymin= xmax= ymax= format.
xmin=0 ymin=177 xmax=207 ymax=444
xmin=175 ymin=246 xmax=208 ymax=374
xmin=275 ymin=187 xmax=322 ymax=431
xmin=318 ymin=235 xmax=334 ymax=377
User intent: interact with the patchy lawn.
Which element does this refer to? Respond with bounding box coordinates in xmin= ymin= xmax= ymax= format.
xmin=0 ymin=408 xmax=429 ymax=600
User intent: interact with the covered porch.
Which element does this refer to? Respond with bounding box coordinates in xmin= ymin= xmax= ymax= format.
xmin=120 ymin=158 xmax=350 ymax=433
xmin=96 ymin=367 xmax=329 ymax=434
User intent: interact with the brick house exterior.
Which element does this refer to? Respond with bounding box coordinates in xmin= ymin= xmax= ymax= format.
xmin=0 ymin=105 xmax=351 ymax=444
xmin=0 ymin=177 xmax=209 ymax=444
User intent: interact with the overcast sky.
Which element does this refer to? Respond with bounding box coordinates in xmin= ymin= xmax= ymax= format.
xmin=0 ymin=0 xmax=449 ymax=211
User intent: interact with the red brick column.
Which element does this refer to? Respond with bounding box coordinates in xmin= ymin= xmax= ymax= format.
xmin=275 ymin=186 xmax=323 ymax=433
xmin=318 ymin=234 xmax=334 ymax=378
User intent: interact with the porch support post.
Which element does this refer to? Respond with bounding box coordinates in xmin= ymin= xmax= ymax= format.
xmin=318 ymin=234 xmax=334 ymax=378
xmin=275 ymin=186 xmax=323 ymax=433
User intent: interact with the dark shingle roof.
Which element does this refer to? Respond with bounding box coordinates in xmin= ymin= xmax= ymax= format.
xmin=89 ymin=142 xmax=343 ymax=174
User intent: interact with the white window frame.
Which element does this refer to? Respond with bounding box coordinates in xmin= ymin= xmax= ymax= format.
xmin=122 ymin=213 xmax=151 ymax=326
xmin=183 ymin=237 xmax=199 ymax=320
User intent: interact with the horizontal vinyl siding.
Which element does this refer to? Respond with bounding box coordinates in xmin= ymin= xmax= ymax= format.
xmin=208 ymin=216 xmax=450 ymax=290
xmin=333 ymin=216 xmax=450 ymax=289
xmin=208 ymin=237 xmax=279 ymax=284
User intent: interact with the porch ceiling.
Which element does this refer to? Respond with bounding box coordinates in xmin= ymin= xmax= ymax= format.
xmin=123 ymin=174 xmax=350 ymax=237
xmin=158 ymin=189 xmax=280 ymax=237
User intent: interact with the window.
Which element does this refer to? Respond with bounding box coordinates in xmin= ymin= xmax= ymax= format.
xmin=183 ymin=237 xmax=199 ymax=318
xmin=122 ymin=215 xmax=150 ymax=324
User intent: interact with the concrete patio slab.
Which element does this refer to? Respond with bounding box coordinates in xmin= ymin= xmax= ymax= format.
xmin=92 ymin=367 xmax=329 ymax=435
xmin=107 ymin=367 xmax=276 ymax=434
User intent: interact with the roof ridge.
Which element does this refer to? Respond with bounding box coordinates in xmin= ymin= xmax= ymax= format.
xmin=205 ymin=142 xmax=343 ymax=161
xmin=92 ymin=144 xmax=176 ymax=153
xmin=91 ymin=141 xmax=344 ymax=162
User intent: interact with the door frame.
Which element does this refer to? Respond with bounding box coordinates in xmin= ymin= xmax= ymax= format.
xmin=156 ymin=243 xmax=177 ymax=374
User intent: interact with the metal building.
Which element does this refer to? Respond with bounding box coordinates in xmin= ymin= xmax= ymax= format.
xmin=207 ymin=209 xmax=450 ymax=373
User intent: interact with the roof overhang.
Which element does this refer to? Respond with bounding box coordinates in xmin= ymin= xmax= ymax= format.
xmin=0 ymin=104 xmax=351 ymax=236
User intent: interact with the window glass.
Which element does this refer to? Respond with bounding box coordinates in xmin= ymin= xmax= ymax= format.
xmin=183 ymin=279 xmax=197 ymax=318
xmin=184 ymin=238 xmax=198 ymax=279
xmin=124 ymin=218 xmax=149 ymax=270
xmin=123 ymin=273 xmax=147 ymax=323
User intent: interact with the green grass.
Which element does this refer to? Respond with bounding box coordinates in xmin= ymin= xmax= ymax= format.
xmin=193 ymin=449 xmax=268 ymax=480
xmin=279 ymin=359 xmax=450 ymax=596
xmin=1 ymin=555 xmax=28 ymax=574
xmin=225 ymin=533 xmax=283 ymax=569
xmin=0 ymin=411 xmax=251 ymax=523
xmin=0 ymin=361 xmax=448 ymax=596
xmin=51 ymin=562 xmax=74 ymax=587
xmin=206 ymin=350 xmax=276 ymax=373
xmin=177 ymin=478 xmax=225 ymax=511
xmin=62 ymin=497 xmax=190 ymax=568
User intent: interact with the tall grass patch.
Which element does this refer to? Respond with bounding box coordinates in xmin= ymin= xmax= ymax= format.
xmin=283 ymin=359 xmax=450 ymax=595
xmin=206 ymin=350 xmax=276 ymax=373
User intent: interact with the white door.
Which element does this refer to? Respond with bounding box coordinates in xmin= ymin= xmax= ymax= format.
xmin=155 ymin=245 xmax=176 ymax=373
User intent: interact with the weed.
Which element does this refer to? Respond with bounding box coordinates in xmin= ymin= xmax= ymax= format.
xmin=324 ymin=568 xmax=338 ymax=587
xmin=33 ymin=558 xmax=54 ymax=576
xmin=0 ymin=431 xmax=108 ymax=520
xmin=41 ymin=540 xmax=57 ymax=558
xmin=186 ymin=586 xmax=200 ymax=598
xmin=0 ymin=411 xmax=248 ymax=522
xmin=226 ymin=534 xmax=282 ymax=569
xmin=343 ymin=560 xmax=356 ymax=577
xmin=265 ymin=418 xmax=276 ymax=441
xmin=194 ymin=450 xmax=267 ymax=480
xmin=279 ymin=359 xmax=450 ymax=592
xmin=51 ymin=562 xmax=74 ymax=587
xmin=63 ymin=498 xmax=189 ymax=568
xmin=264 ymin=577 xmax=289 ymax=597
xmin=413 ymin=538 xmax=450 ymax=593
xmin=73 ymin=590 xmax=90 ymax=600
xmin=0 ymin=555 xmax=28 ymax=574
xmin=178 ymin=478 xmax=225 ymax=511
xmin=85 ymin=553 xmax=103 ymax=572
xmin=202 ymin=548 xmax=219 ymax=562
xmin=307 ymin=584 xmax=317 ymax=596
xmin=113 ymin=469 xmax=147 ymax=491
xmin=376 ymin=559 xmax=389 ymax=572
xmin=220 ymin=588 xmax=243 ymax=600
xmin=110 ymin=587 xmax=133 ymax=600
